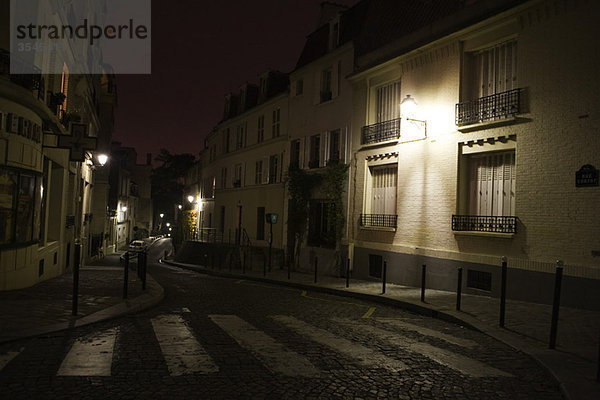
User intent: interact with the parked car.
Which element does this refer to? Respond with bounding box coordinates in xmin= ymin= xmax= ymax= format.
xmin=128 ymin=240 xmax=147 ymax=253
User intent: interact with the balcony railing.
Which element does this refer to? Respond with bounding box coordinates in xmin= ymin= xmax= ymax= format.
xmin=360 ymin=214 xmax=398 ymax=229
xmin=362 ymin=118 xmax=401 ymax=145
xmin=452 ymin=215 xmax=517 ymax=234
xmin=455 ymin=88 xmax=522 ymax=126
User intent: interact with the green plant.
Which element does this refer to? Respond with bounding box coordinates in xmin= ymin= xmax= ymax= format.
xmin=286 ymin=165 xmax=321 ymax=267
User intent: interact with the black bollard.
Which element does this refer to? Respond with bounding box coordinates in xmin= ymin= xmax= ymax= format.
xmin=346 ymin=258 xmax=350 ymax=288
xmin=287 ymin=261 xmax=290 ymax=280
xmin=421 ymin=264 xmax=426 ymax=303
xmin=382 ymin=260 xmax=387 ymax=294
xmin=263 ymin=257 xmax=266 ymax=277
xmin=123 ymin=252 xmax=129 ymax=299
xmin=164 ymin=250 xmax=167 ymax=260
xmin=141 ymin=251 xmax=147 ymax=291
xmin=456 ymin=267 xmax=463 ymax=311
xmin=549 ymin=260 xmax=564 ymax=349
xmin=243 ymin=251 xmax=246 ymax=274
xmin=314 ymin=257 xmax=318 ymax=284
xmin=499 ymin=257 xmax=508 ymax=327
xmin=72 ymin=242 xmax=81 ymax=316
xmin=597 ymin=332 xmax=600 ymax=383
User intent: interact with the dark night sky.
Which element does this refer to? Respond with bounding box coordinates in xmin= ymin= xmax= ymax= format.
xmin=112 ymin=0 xmax=359 ymax=164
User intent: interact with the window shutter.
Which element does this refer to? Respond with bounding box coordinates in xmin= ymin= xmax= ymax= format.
xmin=322 ymin=131 xmax=329 ymax=165
xmin=332 ymin=61 xmax=340 ymax=98
xmin=314 ymin=71 xmax=320 ymax=104
xmin=341 ymin=127 xmax=348 ymax=164
xmin=298 ymin=138 xmax=305 ymax=169
xmin=262 ymin=157 xmax=269 ymax=184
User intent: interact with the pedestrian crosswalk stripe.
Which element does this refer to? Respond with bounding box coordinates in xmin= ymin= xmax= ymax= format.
xmin=376 ymin=318 xmax=478 ymax=348
xmin=272 ymin=315 xmax=408 ymax=372
xmin=57 ymin=328 xmax=117 ymax=376
xmin=337 ymin=320 xmax=512 ymax=378
xmin=209 ymin=314 xmax=320 ymax=377
xmin=0 ymin=349 xmax=22 ymax=371
xmin=151 ymin=314 xmax=219 ymax=375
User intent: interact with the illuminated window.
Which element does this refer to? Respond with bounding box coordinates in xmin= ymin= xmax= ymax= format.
xmin=466 ymin=40 xmax=517 ymax=100
xmin=375 ymin=82 xmax=401 ymax=123
xmin=467 ymin=151 xmax=515 ymax=217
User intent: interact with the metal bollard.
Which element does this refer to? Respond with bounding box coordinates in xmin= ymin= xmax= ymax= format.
xmin=287 ymin=261 xmax=290 ymax=280
xmin=346 ymin=258 xmax=350 ymax=288
xmin=549 ymin=260 xmax=564 ymax=349
xmin=421 ymin=264 xmax=426 ymax=303
xmin=141 ymin=252 xmax=147 ymax=291
xmin=123 ymin=252 xmax=129 ymax=299
xmin=597 ymin=332 xmax=600 ymax=383
xmin=263 ymin=257 xmax=266 ymax=277
xmin=456 ymin=267 xmax=463 ymax=311
xmin=314 ymin=257 xmax=318 ymax=284
xmin=164 ymin=250 xmax=168 ymax=260
xmin=382 ymin=260 xmax=387 ymax=294
xmin=499 ymin=256 xmax=508 ymax=327
xmin=243 ymin=251 xmax=246 ymax=274
xmin=72 ymin=242 xmax=81 ymax=316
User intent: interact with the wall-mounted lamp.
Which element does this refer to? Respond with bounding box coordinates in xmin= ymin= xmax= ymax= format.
xmin=121 ymin=206 xmax=127 ymax=212
xmin=187 ymin=195 xmax=194 ymax=203
xmin=401 ymin=94 xmax=417 ymax=118
xmin=159 ymin=213 xmax=164 ymax=218
xmin=178 ymin=204 xmax=183 ymax=210
xmin=97 ymin=154 xmax=108 ymax=166
xmin=166 ymin=222 xmax=171 ymax=227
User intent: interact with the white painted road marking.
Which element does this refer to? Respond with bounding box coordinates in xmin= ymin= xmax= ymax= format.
xmin=0 ymin=349 xmax=23 ymax=371
xmin=209 ymin=315 xmax=320 ymax=377
xmin=272 ymin=315 xmax=408 ymax=372
xmin=57 ymin=328 xmax=117 ymax=376
xmin=151 ymin=314 xmax=219 ymax=375
xmin=376 ymin=318 xmax=478 ymax=348
xmin=337 ymin=320 xmax=512 ymax=378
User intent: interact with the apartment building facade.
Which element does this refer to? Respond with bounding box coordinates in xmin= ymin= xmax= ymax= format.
xmin=0 ymin=0 xmax=117 ymax=289
xmin=197 ymin=70 xmax=289 ymax=250
xmin=348 ymin=0 xmax=600 ymax=306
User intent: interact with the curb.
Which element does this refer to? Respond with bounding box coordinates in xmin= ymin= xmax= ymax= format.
xmin=163 ymin=259 xmax=576 ymax=400
xmin=0 ymin=274 xmax=164 ymax=345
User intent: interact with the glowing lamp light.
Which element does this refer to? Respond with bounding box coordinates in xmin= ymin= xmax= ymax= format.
xmin=121 ymin=206 xmax=127 ymax=212
xmin=187 ymin=195 xmax=194 ymax=203
xmin=178 ymin=204 xmax=182 ymax=210
xmin=97 ymin=154 xmax=108 ymax=166
xmin=401 ymin=94 xmax=417 ymax=118
xmin=159 ymin=213 xmax=164 ymax=218
xmin=166 ymin=222 xmax=171 ymax=227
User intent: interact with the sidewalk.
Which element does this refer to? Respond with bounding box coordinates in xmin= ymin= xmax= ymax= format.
xmin=0 ymin=254 xmax=164 ymax=344
xmin=164 ymin=259 xmax=600 ymax=400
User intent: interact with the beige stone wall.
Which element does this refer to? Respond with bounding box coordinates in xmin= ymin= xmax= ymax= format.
xmin=350 ymin=0 xmax=600 ymax=279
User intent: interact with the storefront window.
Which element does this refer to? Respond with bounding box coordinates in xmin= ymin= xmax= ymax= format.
xmin=0 ymin=168 xmax=41 ymax=246
xmin=0 ymin=170 xmax=17 ymax=244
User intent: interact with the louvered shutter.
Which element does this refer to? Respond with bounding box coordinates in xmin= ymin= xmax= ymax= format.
xmin=262 ymin=157 xmax=269 ymax=184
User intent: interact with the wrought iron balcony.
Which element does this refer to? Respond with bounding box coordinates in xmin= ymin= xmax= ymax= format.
xmin=452 ymin=215 xmax=517 ymax=234
xmin=360 ymin=214 xmax=398 ymax=229
xmin=361 ymin=118 xmax=401 ymax=145
xmin=455 ymin=88 xmax=522 ymax=126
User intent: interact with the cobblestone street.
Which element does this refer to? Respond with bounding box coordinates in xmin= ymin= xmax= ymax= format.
xmin=0 ymin=262 xmax=563 ymax=399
